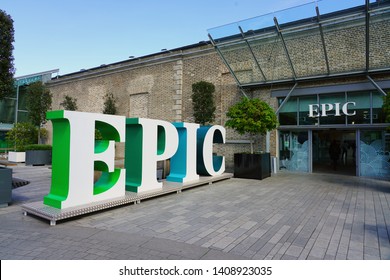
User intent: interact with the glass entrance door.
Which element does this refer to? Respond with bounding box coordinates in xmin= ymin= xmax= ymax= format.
xmin=279 ymin=131 xmax=309 ymax=172
xmin=312 ymin=130 xmax=356 ymax=175
xmin=360 ymin=130 xmax=390 ymax=179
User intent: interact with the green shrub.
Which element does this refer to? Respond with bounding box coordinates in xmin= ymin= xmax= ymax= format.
xmin=95 ymin=129 xmax=103 ymax=140
xmin=60 ymin=95 xmax=78 ymax=111
xmin=38 ymin=127 xmax=49 ymax=142
xmin=103 ymin=93 xmax=117 ymax=115
xmin=191 ymin=81 xmax=216 ymax=125
xmin=225 ymin=97 xmax=278 ymax=154
xmin=383 ymin=93 xmax=390 ymax=131
xmin=26 ymin=81 xmax=52 ymax=127
xmin=5 ymin=122 xmax=37 ymax=151
xmin=24 ymin=144 xmax=52 ymax=151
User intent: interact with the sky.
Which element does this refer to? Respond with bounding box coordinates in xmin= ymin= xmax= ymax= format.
xmin=1 ymin=0 xmax=370 ymax=77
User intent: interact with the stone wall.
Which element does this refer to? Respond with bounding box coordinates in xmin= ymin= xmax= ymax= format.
xmin=46 ymin=13 xmax=390 ymax=171
xmin=47 ymin=44 xmax=254 ymax=169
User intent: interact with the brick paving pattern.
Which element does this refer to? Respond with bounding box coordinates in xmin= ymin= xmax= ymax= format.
xmin=0 ymin=165 xmax=389 ymax=260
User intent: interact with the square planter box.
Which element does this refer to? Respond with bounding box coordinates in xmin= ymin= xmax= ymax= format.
xmin=234 ymin=153 xmax=271 ymax=180
xmin=8 ymin=151 xmax=26 ymax=163
xmin=0 ymin=167 xmax=12 ymax=207
xmin=26 ymin=150 xmax=52 ymax=166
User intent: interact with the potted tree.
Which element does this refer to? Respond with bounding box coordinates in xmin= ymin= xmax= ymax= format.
xmin=225 ymin=97 xmax=278 ymax=179
xmin=6 ymin=122 xmax=37 ymax=162
xmin=25 ymin=144 xmax=52 ymax=166
xmin=191 ymin=81 xmax=216 ymax=125
xmin=190 ymin=81 xmax=217 ymax=176
xmin=22 ymin=81 xmax=53 ymax=165
xmin=26 ymin=81 xmax=52 ymax=144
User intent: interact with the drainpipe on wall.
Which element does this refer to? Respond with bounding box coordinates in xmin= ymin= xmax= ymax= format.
xmin=266 ymin=131 xmax=270 ymax=153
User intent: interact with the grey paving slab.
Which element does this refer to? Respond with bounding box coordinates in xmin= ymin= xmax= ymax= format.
xmin=1 ymin=165 xmax=390 ymax=260
xmin=200 ymin=249 xmax=247 ymax=260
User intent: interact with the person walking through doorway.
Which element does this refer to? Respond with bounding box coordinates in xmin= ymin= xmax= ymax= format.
xmin=341 ymin=140 xmax=349 ymax=165
xmin=329 ymin=140 xmax=341 ymax=170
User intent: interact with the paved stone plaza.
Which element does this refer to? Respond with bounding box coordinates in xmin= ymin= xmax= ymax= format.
xmin=0 ymin=165 xmax=389 ymax=260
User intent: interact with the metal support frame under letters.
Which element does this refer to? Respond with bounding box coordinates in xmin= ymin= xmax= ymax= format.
xmin=21 ymin=173 xmax=233 ymax=226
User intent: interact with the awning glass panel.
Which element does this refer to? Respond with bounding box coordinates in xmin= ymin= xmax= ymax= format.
xmin=218 ymin=41 xmax=262 ymax=84
xmin=369 ymin=9 xmax=390 ymax=70
xmin=322 ymin=15 xmax=367 ymax=74
xmin=283 ymin=27 xmax=327 ymax=78
xmin=247 ymin=35 xmax=294 ymax=82
xmin=208 ymin=0 xmax=390 ymax=87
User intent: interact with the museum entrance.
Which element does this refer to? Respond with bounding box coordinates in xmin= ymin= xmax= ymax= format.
xmin=312 ymin=130 xmax=356 ymax=176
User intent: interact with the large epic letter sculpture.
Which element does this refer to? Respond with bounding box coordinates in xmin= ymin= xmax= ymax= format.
xmin=43 ymin=111 xmax=227 ymax=209
xmin=197 ymin=125 xmax=226 ymax=176
xmin=167 ymin=122 xmax=200 ymax=183
xmin=125 ymin=118 xmax=179 ymax=193
xmin=44 ymin=110 xmax=125 ymax=209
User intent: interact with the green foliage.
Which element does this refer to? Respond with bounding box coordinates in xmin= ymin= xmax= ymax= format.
xmin=383 ymin=94 xmax=390 ymax=122
xmin=0 ymin=10 xmax=15 ymax=100
xmin=226 ymin=97 xmax=278 ymax=135
xmin=24 ymin=144 xmax=52 ymax=151
xmin=26 ymin=81 xmax=52 ymax=126
xmin=39 ymin=127 xmax=49 ymax=141
xmin=191 ymin=81 xmax=216 ymax=125
xmin=5 ymin=122 xmax=37 ymax=151
xmin=103 ymin=92 xmax=117 ymax=115
xmin=383 ymin=93 xmax=390 ymax=131
xmin=95 ymin=129 xmax=103 ymax=140
xmin=225 ymin=97 xmax=278 ymax=153
xmin=60 ymin=95 xmax=78 ymax=111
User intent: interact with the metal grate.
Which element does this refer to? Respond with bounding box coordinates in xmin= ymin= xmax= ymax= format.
xmin=21 ymin=173 xmax=233 ymax=226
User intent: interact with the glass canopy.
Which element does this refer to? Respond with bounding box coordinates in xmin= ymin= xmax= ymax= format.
xmin=208 ymin=0 xmax=390 ymax=87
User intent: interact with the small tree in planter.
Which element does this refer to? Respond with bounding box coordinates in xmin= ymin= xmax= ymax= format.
xmin=191 ymin=81 xmax=216 ymax=125
xmin=225 ymin=97 xmax=278 ymax=179
xmin=382 ymin=93 xmax=390 ymax=131
xmin=226 ymin=97 xmax=278 ymax=153
xmin=26 ymin=81 xmax=52 ymax=143
xmin=188 ymin=81 xmax=217 ymax=178
xmin=5 ymin=122 xmax=37 ymax=162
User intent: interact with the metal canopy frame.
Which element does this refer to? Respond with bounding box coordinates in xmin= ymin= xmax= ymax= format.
xmin=275 ymin=82 xmax=298 ymax=115
xmin=208 ymin=0 xmax=390 ymax=88
xmin=366 ymin=0 xmax=370 ymax=72
xmin=316 ymin=6 xmax=330 ymax=75
xmin=208 ymin=34 xmax=248 ymax=97
xmin=238 ymin=26 xmax=267 ymax=81
xmin=273 ymin=17 xmax=297 ymax=80
xmin=367 ymin=75 xmax=387 ymax=96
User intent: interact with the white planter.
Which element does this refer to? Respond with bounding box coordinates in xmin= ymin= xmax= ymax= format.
xmin=8 ymin=151 xmax=26 ymax=163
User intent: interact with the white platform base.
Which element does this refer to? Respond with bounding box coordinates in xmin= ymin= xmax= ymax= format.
xmin=22 ymin=173 xmax=233 ymax=226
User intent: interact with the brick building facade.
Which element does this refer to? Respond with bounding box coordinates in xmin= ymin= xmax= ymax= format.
xmin=47 ymin=43 xmax=251 ymax=171
xmin=47 ymin=2 xmax=390 ymax=177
